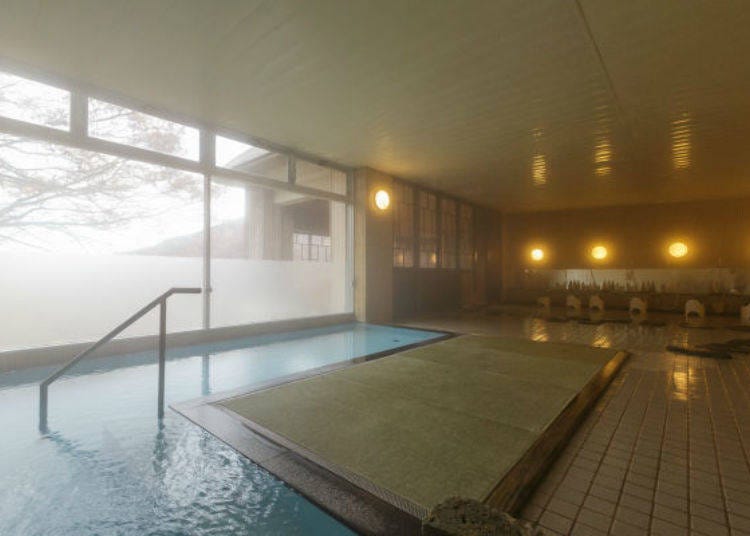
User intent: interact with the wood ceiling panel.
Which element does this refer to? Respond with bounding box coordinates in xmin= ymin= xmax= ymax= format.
xmin=0 ymin=0 xmax=748 ymax=211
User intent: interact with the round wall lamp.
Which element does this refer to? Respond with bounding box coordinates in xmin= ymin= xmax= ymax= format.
xmin=530 ymin=248 xmax=545 ymax=262
xmin=668 ymin=241 xmax=688 ymax=258
xmin=373 ymin=189 xmax=390 ymax=211
xmin=591 ymin=245 xmax=608 ymax=260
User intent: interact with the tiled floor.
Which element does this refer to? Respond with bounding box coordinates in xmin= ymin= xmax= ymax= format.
xmin=400 ymin=310 xmax=750 ymax=535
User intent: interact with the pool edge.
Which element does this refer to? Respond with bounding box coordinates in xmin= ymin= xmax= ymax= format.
xmin=171 ymin=331 xmax=456 ymax=536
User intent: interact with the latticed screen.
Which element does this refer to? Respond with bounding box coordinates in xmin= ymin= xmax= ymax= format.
xmin=418 ymin=191 xmax=438 ymax=268
xmin=441 ymin=198 xmax=457 ymax=269
xmin=459 ymin=203 xmax=474 ymax=270
xmin=393 ymin=181 xmax=473 ymax=271
xmin=393 ymin=182 xmax=415 ymax=267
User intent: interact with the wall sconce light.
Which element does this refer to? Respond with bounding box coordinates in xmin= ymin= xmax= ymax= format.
xmin=668 ymin=241 xmax=688 ymax=258
xmin=373 ymin=189 xmax=390 ymax=211
xmin=591 ymin=245 xmax=608 ymax=260
xmin=530 ymin=248 xmax=545 ymax=262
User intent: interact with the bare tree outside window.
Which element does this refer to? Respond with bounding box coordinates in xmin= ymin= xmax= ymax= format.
xmin=0 ymin=80 xmax=203 ymax=254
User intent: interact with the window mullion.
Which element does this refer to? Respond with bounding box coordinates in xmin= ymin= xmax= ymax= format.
xmin=70 ymin=92 xmax=87 ymax=140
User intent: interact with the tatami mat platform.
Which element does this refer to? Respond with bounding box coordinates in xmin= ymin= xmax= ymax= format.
xmin=182 ymin=334 xmax=626 ymax=534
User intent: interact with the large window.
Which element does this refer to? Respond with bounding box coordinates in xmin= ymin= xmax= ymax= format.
xmin=393 ymin=182 xmax=415 ymax=267
xmin=0 ymin=72 xmax=69 ymax=130
xmin=0 ymin=67 xmax=352 ymax=352
xmin=88 ymin=99 xmax=200 ymax=160
xmin=296 ymin=159 xmax=347 ymax=194
xmin=210 ymin=178 xmax=347 ymax=327
xmin=0 ymin=134 xmax=203 ymax=350
xmin=293 ymin=233 xmax=332 ymax=262
xmin=215 ymin=135 xmax=288 ymax=182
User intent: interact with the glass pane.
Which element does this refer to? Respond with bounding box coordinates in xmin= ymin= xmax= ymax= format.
xmin=418 ymin=191 xmax=438 ymax=268
xmin=215 ymin=135 xmax=288 ymax=182
xmin=88 ymin=98 xmax=200 ymax=160
xmin=0 ymin=71 xmax=69 ymax=129
xmin=296 ymin=160 xmax=347 ymax=194
xmin=211 ymin=177 xmax=348 ymax=326
xmin=441 ymin=198 xmax=457 ymax=269
xmin=459 ymin=203 xmax=474 ymax=270
xmin=0 ymin=134 xmax=204 ymax=351
xmin=393 ymin=182 xmax=414 ymax=268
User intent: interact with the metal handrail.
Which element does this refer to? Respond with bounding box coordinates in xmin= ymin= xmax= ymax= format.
xmin=39 ymin=287 xmax=202 ymax=432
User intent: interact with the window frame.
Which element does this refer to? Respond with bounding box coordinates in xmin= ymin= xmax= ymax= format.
xmin=0 ymin=61 xmax=355 ymax=332
xmin=0 ymin=62 xmax=351 ymax=205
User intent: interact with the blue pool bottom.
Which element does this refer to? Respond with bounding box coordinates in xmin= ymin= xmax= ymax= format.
xmin=0 ymin=323 xmax=443 ymax=536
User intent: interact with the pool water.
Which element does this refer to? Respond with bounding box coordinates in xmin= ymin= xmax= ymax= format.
xmin=0 ymin=323 xmax=442 ymax=536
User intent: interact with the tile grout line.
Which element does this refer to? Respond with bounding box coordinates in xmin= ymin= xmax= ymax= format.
xmin=568 ymin=365 xmax=646 ymax=533
xmin=685 ymin=357 xmax=695 ymax=534
xmin=702 ymin=358 xmax=734 ymax=533
xmin=723 ymin=358 xmax=750 ymax=470
xmin=647 ymin=354 xmax=677 ymax=536
xmin=532 ymin=367 xmax=627 ymax=523
xmin=605 ymin=354 xmax=659 ymax=534
xmin=714 ymin=357 xmax=750 ymax=533
xmin=522 ymin=340 xmax=629 ymax=521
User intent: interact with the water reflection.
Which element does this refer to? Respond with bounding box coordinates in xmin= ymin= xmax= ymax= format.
xmin=1 ymin=324 xmax=433 ymax=535
xmin=529 ymin=319 xmax=549 ymax=342
xmin=672 ymin=369 xmax=689 ymax=401
xmin=592 ymin=328 xmax=612 ymax=348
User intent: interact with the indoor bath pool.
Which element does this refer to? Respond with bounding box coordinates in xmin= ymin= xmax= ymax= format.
xmin=0 ymin=323 xmax=443 ymax=536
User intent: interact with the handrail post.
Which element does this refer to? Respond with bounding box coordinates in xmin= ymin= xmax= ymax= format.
xmin=157 ymin=297 xmax=167 ymax=419
xmin=37 ymin=287 xmax=200 ymax=431
xmin=39 ymin=383 xmax=48 ymax=432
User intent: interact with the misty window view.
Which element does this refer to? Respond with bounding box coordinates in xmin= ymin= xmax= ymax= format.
xmin=210 ymin=177 xmax=346 ymax=328
xmin=215 ymin=135 xmax=289 ymax=182
xmin=294 ymin=233 xmax=332 ymax=262
xmin=88 ymin=98 xmax=200 ymax=160
xmin=216 ymin=135 xmax=267 ymax=166
xmin=0 ymin=70 xmax=350 ymax=351
xmin=0 ymin=72 xmax=70 ymax=130
xmin=0 ymin=127 xmax=205 ymax=349
xmin=296 ymin=159 xmax=347 ymax=194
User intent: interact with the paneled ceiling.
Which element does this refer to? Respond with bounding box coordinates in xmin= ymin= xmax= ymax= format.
xmin=1 ymin=0 xmax=749 ymax=212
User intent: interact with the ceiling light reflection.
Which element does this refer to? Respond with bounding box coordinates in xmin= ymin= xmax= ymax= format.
xmin=672 ymin=113 xmax=692 ymax=170
xmin=532 ymin=154 xmax=547 ymax=186
xmin=594 ymin=137 xmax=612 ymax=176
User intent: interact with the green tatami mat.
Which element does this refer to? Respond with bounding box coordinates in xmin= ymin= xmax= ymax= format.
xmin=220 ymin=335 xmax=619 ymax=511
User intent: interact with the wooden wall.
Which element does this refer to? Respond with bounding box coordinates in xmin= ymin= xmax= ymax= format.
xmin=392 ymin=206 xmax=503 ymax=319
xmin=501 ymin=197 xmax=750 ymax=296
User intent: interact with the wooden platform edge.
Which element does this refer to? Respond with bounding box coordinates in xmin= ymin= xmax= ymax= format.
xmin=483 ymin=349 xmax=631 ymax=514
xmin=173 ymin=394 xmax=423 ymax=536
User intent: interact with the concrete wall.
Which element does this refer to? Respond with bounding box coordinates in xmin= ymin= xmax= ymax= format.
xmin=477 ymin=206 xmax=504 ymax=304
xmin=354 ymin=168 xmax=394 ymax=322
xmin=501 ymin=197 xmax=750 ymax=296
